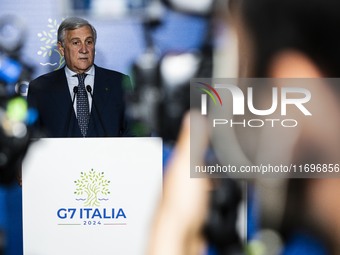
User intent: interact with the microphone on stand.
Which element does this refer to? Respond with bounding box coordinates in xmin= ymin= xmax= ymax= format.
xmin=64 ymin=86 xmax=78 ymax=136
xmin=86 ymin=85 xmax=109 ymax=137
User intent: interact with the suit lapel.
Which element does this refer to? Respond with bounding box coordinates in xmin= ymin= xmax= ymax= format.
xmin=92 ymin=66 xmax=110 ymax=112
xmin=52 ymin=68 xmax=72 ymax=107
xmin=52 ymin=68 xmax=82 ymax=137
xmin=88 ymin=66 xmax=110 ymax=136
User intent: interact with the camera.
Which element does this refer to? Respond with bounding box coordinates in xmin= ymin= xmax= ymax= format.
xmin=125 ymin=0 xmax=214 ymax=142
xmin=127 ymin=48 xmax=212 ymax=142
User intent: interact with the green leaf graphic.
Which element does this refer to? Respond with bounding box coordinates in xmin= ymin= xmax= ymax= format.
xmin=74 ymin=169 xmax=110 ymax=207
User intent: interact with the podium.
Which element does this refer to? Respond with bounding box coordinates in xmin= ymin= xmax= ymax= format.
xmin=22 ymin=138 xmax=162 ymax=255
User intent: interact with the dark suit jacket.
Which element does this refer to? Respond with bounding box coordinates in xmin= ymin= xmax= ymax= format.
xmin=27 ymin=65 xmax=131 ymax=137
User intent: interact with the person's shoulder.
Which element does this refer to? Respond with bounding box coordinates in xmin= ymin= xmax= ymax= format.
xmin=30 ymin=68 xmax=65 ymax=85
xmin=94 ymin=65 xmax=132 ymax=90
xmin=94 ymin=65 xmax=129 ymax=78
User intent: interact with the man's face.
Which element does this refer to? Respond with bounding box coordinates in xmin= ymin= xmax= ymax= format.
xmin=58 ymin=25 xmax=95 ymax=73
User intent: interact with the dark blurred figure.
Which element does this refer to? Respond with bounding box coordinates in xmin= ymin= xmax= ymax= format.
xmin=233 ymin=0 xmax=340 ymax=253
xmin=0 ymin=14 xmax=33 ymax=255
xmin=148 ymin=0 xmax=340 ymax=254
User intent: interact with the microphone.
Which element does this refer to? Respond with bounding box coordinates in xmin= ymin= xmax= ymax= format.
xmin=86 ymin=85 xmax=109 ymax=137
xmin=64 ymin=86 xmax=78 ymax=136
xmin=73 ymin=86 xmax=78 ymax=95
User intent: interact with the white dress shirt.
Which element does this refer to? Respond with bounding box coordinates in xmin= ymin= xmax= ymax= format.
xmin=65 ymin=65 xmax=95 ymax=115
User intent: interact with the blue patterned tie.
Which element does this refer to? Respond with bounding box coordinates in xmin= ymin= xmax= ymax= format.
xmin=76 ymin=73 xmax=89 ymax=137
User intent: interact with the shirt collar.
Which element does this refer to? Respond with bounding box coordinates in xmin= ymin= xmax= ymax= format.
xmin=65 ymin=65 xmax=95 ymax=77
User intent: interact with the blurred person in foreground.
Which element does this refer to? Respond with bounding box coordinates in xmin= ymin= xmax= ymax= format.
xmin=27 ymin=17 xmax=131 ymax=138
xmin=148 ymin=0 xmax=340 ymax=254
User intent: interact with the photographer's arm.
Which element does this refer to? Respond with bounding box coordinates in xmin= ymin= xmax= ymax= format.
xmin=147 ymin=111 xmax=211 ymax=255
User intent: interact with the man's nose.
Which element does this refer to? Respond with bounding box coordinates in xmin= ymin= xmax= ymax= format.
xmin=79 ymin=43 xmax=88 ymax=53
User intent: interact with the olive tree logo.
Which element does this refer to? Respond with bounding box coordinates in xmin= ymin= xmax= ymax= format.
xmin=37 ymin=18 xmax=65 ymax=69
xmin=74 ymin=169 xmax=110 ymax=207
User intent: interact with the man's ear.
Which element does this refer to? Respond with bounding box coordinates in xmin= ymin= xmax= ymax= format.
xmin=268 ymin=50 xmax=322 ymax=78
xmin=57 ymin=42 xmax=64 ymax=57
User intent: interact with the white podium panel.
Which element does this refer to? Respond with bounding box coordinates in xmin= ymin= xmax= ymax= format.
xmin=22 ymin=138 xmax=162 ymax=255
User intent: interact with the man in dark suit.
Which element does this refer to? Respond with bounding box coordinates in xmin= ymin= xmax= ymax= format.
xmin=28 ymin=17 xmax=131 ymax=137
